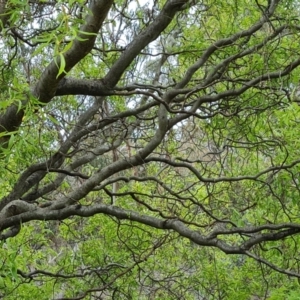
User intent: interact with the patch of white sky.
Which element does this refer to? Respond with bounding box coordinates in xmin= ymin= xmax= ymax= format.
xmin=119 ymin=0 xmax=158 ymax=51
xmin=127 ymin=1 xmax=175 ymax=88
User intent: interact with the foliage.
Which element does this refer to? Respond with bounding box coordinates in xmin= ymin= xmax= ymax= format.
xmin=1 ymin=0 xmax=300 ymax=298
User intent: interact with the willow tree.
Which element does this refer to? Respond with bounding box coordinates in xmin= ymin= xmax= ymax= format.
xmin=1 ymin=0 xmax=300 ymax=298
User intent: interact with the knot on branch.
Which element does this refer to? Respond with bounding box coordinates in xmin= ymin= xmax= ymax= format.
xmin=0 ymin=200 xmax=37 ymax=220
xmin=0 ymin=200 xmax=37 ymax=240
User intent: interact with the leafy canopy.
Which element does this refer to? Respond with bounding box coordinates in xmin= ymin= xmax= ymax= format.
xmin=1 ymin=0 xmax=300 ymax=299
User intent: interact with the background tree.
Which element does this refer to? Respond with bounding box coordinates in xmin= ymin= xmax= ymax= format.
xmin=1 ymin=0 xmax=300 ymax=298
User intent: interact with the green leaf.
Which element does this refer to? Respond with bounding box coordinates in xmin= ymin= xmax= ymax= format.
xmin=56 ymin=53 xmax=66 ymax=78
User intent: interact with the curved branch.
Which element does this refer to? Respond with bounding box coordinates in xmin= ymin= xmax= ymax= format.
xmin=0 ymin=0 xmax=113 ymax=146
xmin=2 ymin=202 xmax=300 ymax=261
xmin=33 ymin=0 xmax=113 ymax=102
xmin=144 ymin=157 xmax=300 ymax=184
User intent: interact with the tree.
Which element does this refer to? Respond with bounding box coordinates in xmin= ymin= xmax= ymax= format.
xmin=1 ymin=0 xmax=300 ymax=298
